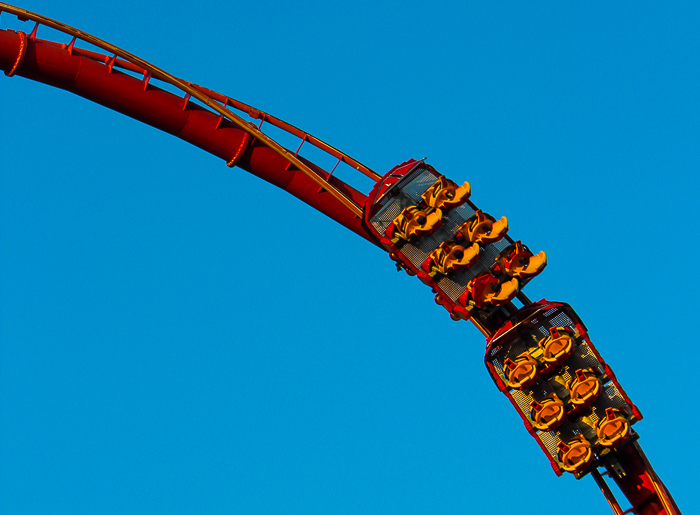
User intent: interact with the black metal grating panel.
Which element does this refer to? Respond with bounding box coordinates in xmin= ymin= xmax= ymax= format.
xmin=398 ymin=243 xmax=431 ymax=270
xmin=538 ymin=430 xmax=565 ymax=457
xmin=371 ymin=200 xmax=403 ymax=234
xmin=402 ymin=170 xmax=440 ymax=202
xmin=560 ymin=345 xmax=603 ymax=376
xmin=549 ymin=311 xmax=575 ymax=330
xmin=602 ymin=382 xmax=628 ymax=409
xmin=454 ymin=203 xmax=477 ymax=221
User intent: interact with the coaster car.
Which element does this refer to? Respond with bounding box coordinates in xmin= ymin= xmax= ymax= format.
xmin=423 ymin=241 xmax=480 ymax=276
xmin=421 ymin=176 xmax=471 ymax=210
xmin=459 ymin=209 xmax=508 ymax=245
xmin=497 ymin=241 xmax=547 ymax=279
xmin=387 ymin=205 xmax=443 ymax=242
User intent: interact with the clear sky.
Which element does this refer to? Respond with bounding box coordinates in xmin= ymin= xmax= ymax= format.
xmin=1 ymin=1 xmax=697 ymax=514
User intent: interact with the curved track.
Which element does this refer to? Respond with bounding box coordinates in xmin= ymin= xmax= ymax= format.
xmin=0 ymin=4 xmax=682 ymax=514
xmin=0 ymin=3 xmax=380 ymax=241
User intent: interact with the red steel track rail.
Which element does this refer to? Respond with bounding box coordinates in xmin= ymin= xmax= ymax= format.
xmin=0 ymin=4 xmax=682 ymax=515
xmin=0 ymin=2 xmax=380 ymax=243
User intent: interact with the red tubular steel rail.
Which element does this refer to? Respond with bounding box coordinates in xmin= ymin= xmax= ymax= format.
xmin=0 ymin=4 xmax=682 ymax=515
xmin=0 ymin=3 xmax=380 ymax=245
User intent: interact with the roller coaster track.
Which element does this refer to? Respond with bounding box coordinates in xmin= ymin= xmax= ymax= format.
xmin=0 ymin=3 xmax=381 ymax=240
xmin=0 ymin=4 xmax=682 ymax=514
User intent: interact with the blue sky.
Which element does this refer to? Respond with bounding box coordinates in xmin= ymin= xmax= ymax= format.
xmin=1 ymin=1 xmax=697 ymax=513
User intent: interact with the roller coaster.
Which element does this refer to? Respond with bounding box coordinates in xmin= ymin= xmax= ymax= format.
xmin=0 ymin=4 xmax=683 ymax=514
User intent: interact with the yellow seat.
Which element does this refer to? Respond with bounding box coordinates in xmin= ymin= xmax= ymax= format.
xmin=497 ymin=241 xmax=547 ymax=279
xmin=421 ymin=176 xmax=471 ymax=210
xmin=427 ymin=241 xmax=479 ymax=276
xmin=557 ymin=435 xmax=593 ymax=474
xmin=466 ymin=273 xmax=519 ymax=308
xmin=484 ymin=277 xmax=519 ymax=305
xmin=538 ymin=327 xmax=574 ymax=365
xmin=503 ymin=352 xmax=539 ymax=389
xmin=530 ymin=394 xmax=565 ymax=431
xmin=390 ymin=205 xmax=443 ymax=242
xmin=460 ymin=209 xmax=508 ymax=245
xmin=567 ymin=368 xmax=601 ymax=408
xmin=596 ymin=408 xmax=630 ymax=447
